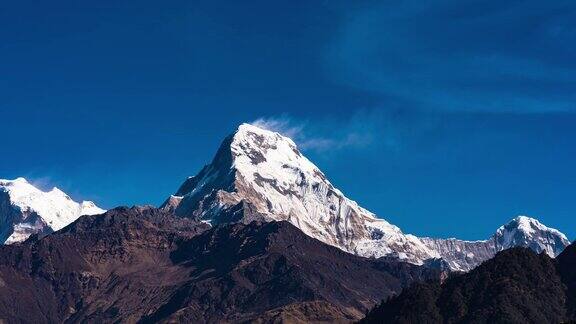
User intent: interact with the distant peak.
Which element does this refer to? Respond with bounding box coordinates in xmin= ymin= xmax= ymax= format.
xmin=508 ymin=215 xmax=545 ymax=230
xmin=0 ymin=177 xmax=106 ymax=244
xmin=508 ymin=215 xmax=539 ymax=226
xmin=1 ymin=178 xmax=67 ymax=197
xmin=498 ymin=215 xmax=569 ymax=242
xmin=0 ymin=177 xmax=30 ymax=186
xmin=513 ymin=215 xmax=539 ymax=223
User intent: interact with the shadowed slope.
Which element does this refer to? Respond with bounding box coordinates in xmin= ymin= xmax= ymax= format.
xmin=361 ymin=247 xmax=571 ymax=324
xmin=143 ymin=220 xmax=442 ymax=323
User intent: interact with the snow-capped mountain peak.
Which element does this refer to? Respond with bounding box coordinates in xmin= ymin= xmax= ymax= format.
xmin=164 ymin=124 xmax=570 ymax=271
xmin=230 ymin=123 xmax=333 ymax=193
xmin=494 ymin=215 xmax=569 ymax=257
xmin=164 ymin=123 xmax=436 ymax=262
xmin=498 ymin=216 xmax=565 ymax=239
xmin=0 ymin=178 xmax=105 ymax=244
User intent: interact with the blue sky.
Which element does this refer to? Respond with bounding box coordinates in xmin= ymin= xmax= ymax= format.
xmin=1 ymin=0 xmax=575 ymax=240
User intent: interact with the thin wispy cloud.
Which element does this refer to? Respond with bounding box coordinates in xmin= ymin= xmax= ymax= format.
xmin=252 ymin=116 xmax=305 ymax=141
xmin=251 ymin=110 xmax=404 ymax=153
xmin=27 ymin=176 xmax=57 ymax=192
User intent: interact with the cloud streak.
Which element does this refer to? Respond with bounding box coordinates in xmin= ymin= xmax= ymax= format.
xmin=326 ymin=0 xmax=576 ymax=113
xmin=252 ymin=116 xmax=305 ymax=141
xmin=251 ymin=110 xmax=406 ymax=153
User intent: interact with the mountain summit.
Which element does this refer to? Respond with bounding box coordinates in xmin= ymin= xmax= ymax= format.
xmin=164 ymin=124 xmax=570 ymax=271
xmin=494 ymin=215 xmax=569 ymax=256
xmin=163 ymin=124 xmax=436 ymax=263
xmin=0 ymin=178 xmax=105 ymax=243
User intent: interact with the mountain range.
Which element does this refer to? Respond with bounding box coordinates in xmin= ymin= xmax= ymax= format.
xmin=0 ymin=123 xmax=573 ymax=323
xmin=0 ymin=124 xmax=570 ymax=272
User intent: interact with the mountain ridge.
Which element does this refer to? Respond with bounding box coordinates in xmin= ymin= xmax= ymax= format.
xmin=0 ymin=124 xmax=569 ymax=271
xmin=163 ymin=123 xmax=570 ymax=271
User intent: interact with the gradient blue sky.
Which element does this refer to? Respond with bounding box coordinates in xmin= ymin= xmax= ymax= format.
xmin=1 ymin=0 xmax=575 ymax=240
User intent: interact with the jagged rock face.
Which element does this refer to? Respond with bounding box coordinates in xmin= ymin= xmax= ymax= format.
xmin=163 ymin=124 xmax=570 ymax=271
xmin=0 ymin=178 xmax=105 ymax=244
xmin=557 ymin=242 xmax=576 ymax=318
xmin=0 ymin=207 xmax=439 ymax=323
xmin=419 ymin=238 xmax=498 ymax=272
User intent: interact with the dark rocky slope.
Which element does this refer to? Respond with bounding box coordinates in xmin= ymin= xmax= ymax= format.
xmin=0 ymin=206 xmax=209 ymax=323
xmin=0 ymin=207 xmax=440 ymax=323
xmin=557 ymin=242 xmax=576 ymax=319
xmin=360 ymin=244 xmax=576 ymax=324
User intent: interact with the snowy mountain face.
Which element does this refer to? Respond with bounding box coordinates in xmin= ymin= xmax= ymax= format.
xmin=0 ymin=178 xmax=105 ymax=244
xmin=163 ymin=124 xmax=570 ymax=271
